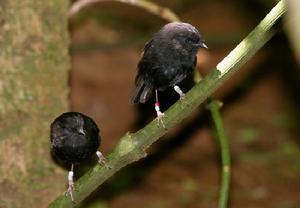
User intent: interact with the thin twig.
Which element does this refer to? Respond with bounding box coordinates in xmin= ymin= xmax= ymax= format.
xmin=69 ymin=0 xmax=179 ymax=22
xmin=49 ymin=1 xmax=286 ymax=207
xmin=207 ymin=99 xmax=231 ymax=208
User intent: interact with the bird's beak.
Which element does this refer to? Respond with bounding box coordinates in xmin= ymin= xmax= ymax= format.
xmin=78 ymin=127 xmax=85 ymax=135
xmin=194 ymin=42 xmax=208 ymax=49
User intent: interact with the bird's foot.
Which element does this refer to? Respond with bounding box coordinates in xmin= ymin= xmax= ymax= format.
xmin=156 ymin=111 xmax=166 ymax=129
xmin=67 ymin=183 xmax=74 ymax=202
xmin=174 ymin=85 xmax=188 ymax=105
xmin=96 ymin=151 xmax=105 ymax=164
xmin=66 ymin=170 xmax=75 ymax=201
xmin=179 ymin=93 xmax=186 ymax=101
xmin=154 ymin=101 xmax=166 ymax=129
xmin=174 ymin=85 xmax=186 ymax=101
xmin=96 ymin=151 xmax=111 ymax=169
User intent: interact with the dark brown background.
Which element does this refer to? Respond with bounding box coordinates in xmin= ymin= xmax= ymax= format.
xmin=69 ymin=0 xmax=300 ymax=207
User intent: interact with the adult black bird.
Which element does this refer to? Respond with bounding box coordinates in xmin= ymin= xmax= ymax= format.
xmin=131 ymin=22 xmax=207 ymax=126
xmin=50 ymin=112 xmax=105 ymax=201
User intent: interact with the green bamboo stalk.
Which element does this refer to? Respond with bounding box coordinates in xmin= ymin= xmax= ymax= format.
xmin=49 ymin=0 xmax=286 ymax=207
xmin=207 ymin=99 xmax=231 ymax=208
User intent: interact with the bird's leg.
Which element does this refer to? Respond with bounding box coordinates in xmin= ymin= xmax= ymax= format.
xmin=96 ymin=150 xmax=111 ymax=169
xmin=174 ymin=85 xmax=185 ymax=100
xmin=67 ymin=164 xmax=75 ymax=201
xmin=154 ymin=90 xmax=166 ymax=129
xmin=155 ymin=102 xmax=166 ymax=129
xmin=96 ymin=150 xmax=105 ymax=164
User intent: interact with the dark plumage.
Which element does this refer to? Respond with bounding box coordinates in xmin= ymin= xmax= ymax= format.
xmin=50 ymin=112 xmax=100 ymax=164
xmin=131 ymin=22 xmax=207 ymax=104
xmin=50 ymin=112 xmax=105 ymax=201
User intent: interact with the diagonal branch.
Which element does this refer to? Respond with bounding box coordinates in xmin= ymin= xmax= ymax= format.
xmin=49 ymin=0 xmax=286 ymax=207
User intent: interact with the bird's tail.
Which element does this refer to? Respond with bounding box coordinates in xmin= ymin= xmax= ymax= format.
xmin=130 ymin=79 xmax=153 ymax=104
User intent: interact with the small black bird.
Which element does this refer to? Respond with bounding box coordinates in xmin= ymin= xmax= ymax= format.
xmin=131 ymin=22 xmax=207 ymax=126
xmin=50 ymin=112 xmax=105 ymax=201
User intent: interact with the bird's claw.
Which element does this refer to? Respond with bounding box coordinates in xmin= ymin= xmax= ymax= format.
xmin=174 ymin=85 xmax=186 ymax=102
xmin=96 ymin=151 xmax=111 ymax=169
xmin=66 ymin=182 xmax=74 ymax=202
xmin=174 ymin=85 xmax=187 ymax=105
xmin=179 ymin=93 xmax=189 ymax=106
xmin=156 ymin=111 xmax=166 ymax=129
xmin=179 ymin=93 xmax=186 ymax=101
xmin=96 ymin=151 xmax=105 ymax=164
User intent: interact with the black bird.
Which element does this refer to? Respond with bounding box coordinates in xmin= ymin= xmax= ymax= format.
xmin=131 ymin=22 xmax=207 ymax=126
xmin=50 ymin=112 xmax=105 ymax=201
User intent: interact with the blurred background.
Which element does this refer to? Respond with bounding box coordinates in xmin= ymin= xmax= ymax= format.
xmin=70 ymin=0 xmax=299 ymax=207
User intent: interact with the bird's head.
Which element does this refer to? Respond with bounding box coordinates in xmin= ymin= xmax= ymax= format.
xmin=57 ymin=113 xmax=86 ymax=137
xmin=160 ymin=22 xmax=207 ymax=53
xmin=72 ymin=115 xmax=86 ymax=136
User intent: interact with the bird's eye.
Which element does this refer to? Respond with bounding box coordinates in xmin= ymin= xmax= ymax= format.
xmin=185 ymin=38 xmax=192 ymax=44
xmin=191 ymin=37 xmax=200 ymax=44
